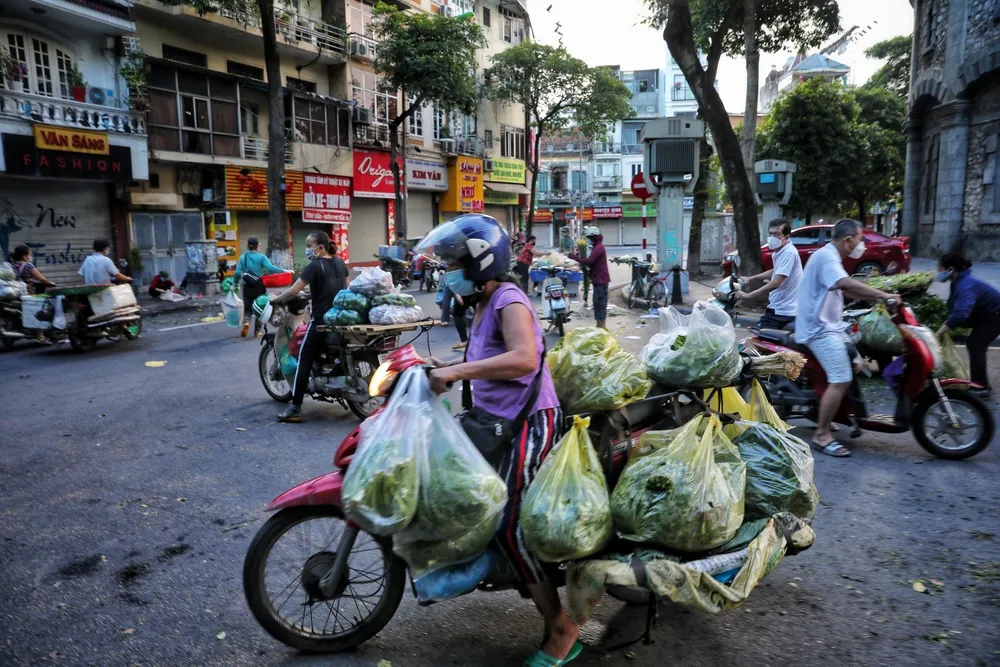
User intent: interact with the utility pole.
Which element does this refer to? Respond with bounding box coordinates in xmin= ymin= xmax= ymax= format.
xmin=576 ymin=128 xmax=584 ymax=238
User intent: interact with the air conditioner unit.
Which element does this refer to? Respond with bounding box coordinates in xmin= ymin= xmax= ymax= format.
xmin=353 ymin=107 xmax=371 ymax=125
xmin=484 ymin=158 xmax=494 ymax=172
xmin=87 ymin=87 xmax=107 ymax=105
xmin=600 ymin=195 xmax=608 ymax=202
xmin=350 ymin=40 xmax=368 ymax=57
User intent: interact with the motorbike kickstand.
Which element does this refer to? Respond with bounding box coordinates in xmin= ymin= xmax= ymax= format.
xmin=319 ymin=525 xmax=359 ymax=597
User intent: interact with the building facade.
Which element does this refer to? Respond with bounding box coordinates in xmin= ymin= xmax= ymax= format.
xmin=759 ymin=52 xmax=850 ymax=113
xmin=902 ymin=0 xmax=1000 ymax=260
xmin=0 ymin=0 xmax=148 ymax=284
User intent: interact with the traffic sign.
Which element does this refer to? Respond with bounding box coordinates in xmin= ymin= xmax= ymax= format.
xmin=631 ymin=172 xmax=651 ymax=200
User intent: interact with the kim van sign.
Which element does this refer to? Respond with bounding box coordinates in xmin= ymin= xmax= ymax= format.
xmin=407 ymin=157 xmax=448 ymax=191
xmin=302 ymin=173 xmax=352 ymax=224
xmin=3 ymin=133 xmax=131 ymax=182
xmin=353 ymin=148 xmax=401 ymax=199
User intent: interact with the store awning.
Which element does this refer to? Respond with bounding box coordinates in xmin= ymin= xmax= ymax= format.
xmin=484 ymin=182 xmax=530 ymax=195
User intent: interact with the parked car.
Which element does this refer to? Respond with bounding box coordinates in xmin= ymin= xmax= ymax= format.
xmin=760 ymin=225 xmax=911 ymax=276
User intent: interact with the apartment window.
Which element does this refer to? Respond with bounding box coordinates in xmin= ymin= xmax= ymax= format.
xmin=289 ymin=97 xmax=350 ymax=147
xmin=352 ymin=70 xmax=398 ymax=127
xmin=286 ymin=77 xmax=317 ymax=93
xmin=147 ymin=63 xmax=240 ymax=157
xmin=922 ymin=133 xmax=940 ymax=216
xmin=453 ymin=111 xmax=476 ymax=137
xmin=500 ymin=8 xmax=524 ymax=45
xmin=227 ymin=60 xmax=264 ymax=81
xmin=55 ymin=49 xmax=72 ymax=98
xmin=162 ymin=44 xmax=208 ymax=68
xmin=408 ymin=96 xmax=423 ymax=136
xmin=571 ymin=170 xmax=588 ymax=192
xmin=631 ymin=163 xmax=642 ymax=179
xmin=537 ymin=172 xmax=550 ymax=192
xmin=672 ymin=74 xmax=696 ymax=101
xmin=484 ymin=129 xmax=493 ymax=147
xmin=1 ymin=33 xmax=75 ymax=99
xmin=432 ymin=105 xmax=446 ymax=140
xmin=501 ymin=126 xmax=525 ymax=159
xmin=483 ymin=7 xmax=491 ymax=26
xmin=241 ymin=103 xmax=259 ymax=135
xmin=349 ymin=0 xmax=376 ymax=36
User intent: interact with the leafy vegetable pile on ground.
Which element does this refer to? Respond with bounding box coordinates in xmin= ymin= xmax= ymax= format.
xmin=547 ymin=328 xmax=651 ymax=413
xmin=520 ymin=416 xmax=613 ymax=562
xmin=732 ymin=423 xmax=819 ymax=520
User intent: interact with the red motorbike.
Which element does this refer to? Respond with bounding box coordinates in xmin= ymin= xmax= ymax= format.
xmin=746 ymin=301 xmax=993 ymax=460
xmin=242 ymin=345 xmax=709 ymax=654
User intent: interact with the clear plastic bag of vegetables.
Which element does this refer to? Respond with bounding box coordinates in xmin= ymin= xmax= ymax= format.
xmin=859 ymin=305 xmax=904 ymax=354
xmin=938 ymin=332 xmax=970 ymax=380
xmin=333 ymin=288 xmax=370 ymax=312
xmin=342 ymin=368 xmax=425 ymax=535
xmin=390 ymin=372 xmax=508 ymax=575
xmin=520 ymin=416 xmax=613 ymax=562
xmin=350 ymin=266 xmax=394 ymax=296
xmin=547 ymin=328 xmax=651 ymax=413
xmin=610 ymin=414 xmax=746 ymax=552
xmin=323 ymin=307 xmax=362 ymax=326
xmin=371 ymin=292 xmax=418 ymax=308
xmin=732 ymin=423 xmax=819 ymax=521
xmin=641 ymin=301 xmax=742 ymax=389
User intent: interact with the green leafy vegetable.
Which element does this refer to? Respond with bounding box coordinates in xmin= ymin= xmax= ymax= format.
xmin=642 ymin=304 xmax=742 ymax=390
xmin=371 ymin=293 xmax=418 ymax=308
xmin=547 ymin=328 xmax=651 ymax=413
xmin=865 ymin=271 xmax=934 ymax=296
xmin=333 ymin=289 xmax=370 ymax=312
xmin=733 ymin=423 xmax=819 ymax=520
xmin=342 ymin=438 xmax=418 ymax=535
xmin=859 ymin=305 xmax=904 ymax=354
xmin=323 ymin=308 xmax=363 ymax=325
xmin=393 ymin=512 xmax=500 ymax=576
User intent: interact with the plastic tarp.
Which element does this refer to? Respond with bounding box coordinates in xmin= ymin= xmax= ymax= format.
xmin=547 ymin=328 xmax=651 ymax=414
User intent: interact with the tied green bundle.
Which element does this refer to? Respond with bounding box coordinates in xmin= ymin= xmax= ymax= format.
xmin=323 ymin=307 xmax=362 ymax=326
xmin=865 ymin=271 xmax=934 ymax=296
xmin=733 ymin=423 xmax=819 ymax=521
xmin=547 ymin=328 xmax=651 ymax=414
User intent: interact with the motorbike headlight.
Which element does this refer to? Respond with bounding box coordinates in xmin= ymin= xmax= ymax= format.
xmin=368 ymin=360 xmax=398 ymax=397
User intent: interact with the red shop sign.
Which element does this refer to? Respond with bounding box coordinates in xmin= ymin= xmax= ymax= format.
xmin=353 ymin=148 xmax=401 ymax=199
xmin=593 ymin=205 xmax=622 ymax=219
xmin=303 ymin=173 xmax=352 ymax=224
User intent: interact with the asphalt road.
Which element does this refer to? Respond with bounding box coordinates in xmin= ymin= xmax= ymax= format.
xmin=1 ymin=288 xmax=999 ymax=667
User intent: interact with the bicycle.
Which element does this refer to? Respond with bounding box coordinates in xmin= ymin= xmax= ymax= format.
xmin=613 ymin=256 xmax=668 ymax=310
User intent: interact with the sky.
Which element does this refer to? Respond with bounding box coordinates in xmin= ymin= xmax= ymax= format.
xmin=528 ymin=0 xmax=915 ymax=112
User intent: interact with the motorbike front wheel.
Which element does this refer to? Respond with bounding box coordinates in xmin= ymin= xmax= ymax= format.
xmin=912 ymin=388 xmax=993 ymax=460
xmin=553 ymin=312 xmax=566 ymax=338
xmin=69 ymin=330 xmax=96 ymax=353
xmin=259 ymin=343 xmax=293 ymax=402
xmin=243 ymin=506 xmax=406 ymax=654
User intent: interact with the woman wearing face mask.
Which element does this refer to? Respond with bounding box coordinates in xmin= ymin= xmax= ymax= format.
xmin=936 ymin=253 xmax=1000 ymax=397
xmin=270 ymin=231 xmax=349 ymax=423
xmin=417 ymin=215 xmax=582 ymax=667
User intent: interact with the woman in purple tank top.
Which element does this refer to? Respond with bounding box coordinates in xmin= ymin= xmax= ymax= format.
xmin=419 ymin=216 xmax=583 ymax=667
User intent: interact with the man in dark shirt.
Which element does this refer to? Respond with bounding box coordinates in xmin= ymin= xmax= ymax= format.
xmin=570 ymin=232 xmax=610 ymax=329
xmin=270 ymin=231 xmax=349 ymax=422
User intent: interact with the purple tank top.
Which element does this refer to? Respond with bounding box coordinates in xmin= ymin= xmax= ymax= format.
xmin=466 ymin=283 xmax=560 ymax=420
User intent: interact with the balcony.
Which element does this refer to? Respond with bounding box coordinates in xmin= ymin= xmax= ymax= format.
xmin=594 ymin=175 xmax=622 ymax=189
xmin=671 ymin=87 xmax=697 ymax=102
xmin=0 ymin=89 xmax=146 ymax=135
xmin=16 ymin=0 xmax=135 ymax=35
xmin=456 ymin=136 xmax=485 ymax=158
xmin=592 ymin=141 xmax=622 ymax=154
xmin=241 ymin=135 xmax=292 ymax=164
xmin=347 ymin=33 xmax=378 ymax=62
xmin=622 ymin=143 xmax=643 ymax=155
xmin=354 ymin=123 xmax=401 ymax=148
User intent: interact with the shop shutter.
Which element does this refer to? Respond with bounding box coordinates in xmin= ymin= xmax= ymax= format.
xmin=483 ymin=205 xmax=509 ymax=230
xmin=236 ymin=213 xmax=269 ymax=257
xmin=406 ymin=193 xmax=435 ymax=240
xmin=597 ymin=219 xmax=620 ymax=245
xmin=350 ymin=199 xmax=386 ymax=264
xmin=0 ymin=179 xmax=112 ymax=285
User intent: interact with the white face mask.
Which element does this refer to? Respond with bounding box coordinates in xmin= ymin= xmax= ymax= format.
xmin=767 ymin=235 xmax=783 ymax=251
xmin=848 ymin=240 xmax=866 ymax=259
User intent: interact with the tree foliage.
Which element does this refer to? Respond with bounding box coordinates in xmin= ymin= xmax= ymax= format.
xmin=756 ymin=78 xmax=906 ymax=220
xmin=483 ymin=43 xmax=633 ymax=234
xmin=863 ymin=34 xmax=912 ymax=97
xmin=372 ymin=3 xmax=485 ymax=237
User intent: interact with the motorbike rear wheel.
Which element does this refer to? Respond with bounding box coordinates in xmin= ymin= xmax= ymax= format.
xmin=259 ymin=343 xmax=293 ymax=402
xmin=69 ymin=330 xmax=96 ymax=353
xmin=346 ymin=358 xmax=384 ymax=420
xmin=912 ymin=388 xmax=993 ymax=460
xmin=243 ymin=506 xmax=406 ymax=654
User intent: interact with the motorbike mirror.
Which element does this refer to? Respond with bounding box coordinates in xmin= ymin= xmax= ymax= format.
xmin=733 ymin=254 xmax=742 ymax=268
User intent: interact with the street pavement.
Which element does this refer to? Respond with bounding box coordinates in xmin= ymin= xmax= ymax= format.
xmin=1 ymin=282 xmax=999 ymax=667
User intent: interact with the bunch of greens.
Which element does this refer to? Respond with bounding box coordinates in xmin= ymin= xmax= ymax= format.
xmin=547 ymin=328 xmax=651 ymax=414
xmin=859 ymin=305 xmax=905 ymax=353
xmin=393 ymin=512 xmax=500 ymax=576
xmin=342 ymin=438 xmax=418 ymax=535
xmin=520 ymin=416 xmax=613 ymax=562
xmin=323 ymin=308 xmax=363 ymax=326
xmin=371 ymin=293 xmax=418 ymax=308
xmin=733 ymin=423 xmax=819 ymax=521
xmin=641 ymin=301 xmax=741 ymax=390
xmin=611 ymin=416 xmax=745 ymax=552
xmin=333 ymin=289 xmax=370 ymax=313
xmin=865 ymin=271 xmax=934 ymax=296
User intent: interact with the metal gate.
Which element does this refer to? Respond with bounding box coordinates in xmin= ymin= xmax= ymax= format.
xmin=0 ymin=178 xmax=112 ymax=285
xmin=130 ymin=212 xmax=205 ymax=284
xmin=407 ymin=193 xmax=435 ymax=240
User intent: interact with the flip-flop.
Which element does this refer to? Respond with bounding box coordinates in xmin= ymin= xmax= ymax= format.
xmin=811 ymin=439 xmax=850 ymax=457
xmin=523 ymin=641 xmax=583 ymax=667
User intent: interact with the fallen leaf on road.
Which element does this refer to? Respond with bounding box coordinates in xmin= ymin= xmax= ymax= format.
xmin=201 ymin=316 xmax=224 ymax=323
xmin=177 ymin=497 xmax=186 ymax=502
xmin=930 ymin=579 xmax=944 ymax=587
xmin=121 ymin=628 xmax=135 ymax=636
xmin=625 ymin=650 xmax=637 ymax=659
xmin=216 ymin=631 xmax=227 ymax=640
xmin=626 ymin=336 xmax=641 ymax=340
xmin=235 ymin=428 xmax=246 ymax=432
xmin=912 ymin=582 xmax=928 ymax=593
xmin=144 ymin=361 xmax=168 ymax=368
xmin=377 ymin=661 xmax=392 ymax=667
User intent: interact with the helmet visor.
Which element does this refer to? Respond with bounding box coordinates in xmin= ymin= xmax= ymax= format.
xmin=414 ymin=220 xmax=472 ymax=260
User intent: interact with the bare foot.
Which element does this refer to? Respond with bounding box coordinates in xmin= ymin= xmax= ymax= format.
xmin=541 ymin=612 xmax=579 ymax=660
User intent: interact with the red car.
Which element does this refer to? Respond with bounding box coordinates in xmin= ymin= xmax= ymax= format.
xmin=761 ymin=225 xmax=911 ymax=276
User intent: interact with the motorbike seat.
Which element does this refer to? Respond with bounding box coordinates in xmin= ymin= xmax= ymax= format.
xmin=756 ymin=329 xmax=813 ymax=356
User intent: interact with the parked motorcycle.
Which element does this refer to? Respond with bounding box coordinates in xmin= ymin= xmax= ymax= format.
xmin=746 ymin=300 xmax=993 ymax=459
xmin=376 ymin=254 xmax=411 ymax=288
xmin=243 ymin=347 xmax=715 ymax=654
xmin=415 ymin=255 xmax=442 ymax=293
xmin=0 ymin=285 xmax=142 ymax=352
xmin=538 ymin=265 xmax=570 ymax=337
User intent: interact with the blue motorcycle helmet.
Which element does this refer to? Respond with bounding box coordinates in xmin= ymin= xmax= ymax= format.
xmin=415 ymin=214 xmax=511 ymax=284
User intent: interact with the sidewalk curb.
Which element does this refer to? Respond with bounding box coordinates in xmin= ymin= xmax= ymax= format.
xmin=140 ymin=297 xmax=218 ymax=319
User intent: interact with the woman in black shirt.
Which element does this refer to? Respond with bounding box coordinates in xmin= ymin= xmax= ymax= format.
xmin=270 ymin=231 xmax=349 ymax=422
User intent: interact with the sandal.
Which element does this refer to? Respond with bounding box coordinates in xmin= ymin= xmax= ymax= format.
xmin=811 ymin=439 xmax=850 ymax=457
xmin=452 ymin=341 xmax=468 ymax=350
xmin=523 ymin=641 xmax=583 ymax=667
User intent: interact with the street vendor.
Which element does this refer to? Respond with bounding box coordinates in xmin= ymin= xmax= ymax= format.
xmin=10 ymin=245 xmax=56 ymax=295
xmin=514 ymin=234 xmax=546 ymax=293
xmin=419 ymin=214 xmax=583 ymax=667
xmin=232 ymin=236 xmax=284 ymax=338
xmin=570 ymin=230 xmax=610 ymax=330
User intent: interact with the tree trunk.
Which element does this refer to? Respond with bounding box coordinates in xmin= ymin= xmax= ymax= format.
xmin=857 ymin=198 xmax=867 ymax=226
xmin=665 ymin=2 xmax=762 ymax=275
xmin=687 ymin=139 xmax=713 ymax=277
xmin=258 ymin=0 xmax=290 ymax=268
xmin=740 ymin=0 xmax=759 ymax=191
xmin=526 ymin=126 xmax=543 ymax=239
xmin=389 ymin=119 xmax=405 ymax=240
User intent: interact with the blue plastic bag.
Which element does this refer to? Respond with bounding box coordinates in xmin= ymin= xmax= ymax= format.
xmin=412 ymin=549 xmax=499 ymax=605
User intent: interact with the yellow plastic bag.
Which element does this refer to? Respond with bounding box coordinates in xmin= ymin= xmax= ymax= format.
xmin=520 ymin=416 xmax=613 ymax=562
xmin=938 ymin=332 xmax=970 ymax=380
xmin=748 ymin=379 xmax=790 ymax=431
xmin=704 ymin=386 xmax=751 ymax=419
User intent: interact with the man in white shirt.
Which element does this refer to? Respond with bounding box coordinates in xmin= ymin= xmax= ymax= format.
xmin=735 ymin=219 xmax=802 ymax=330
xmin=795 ymin=219 xmax=897 ymax=458
xmin=79 ymin=239 xmax=132 ymax=285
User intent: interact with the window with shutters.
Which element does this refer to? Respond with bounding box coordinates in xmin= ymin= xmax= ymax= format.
xmin=147 ymin=64 xmax=241 ymax=157
xmin=352 ymin=70 xmax=397 ymax=128
xmin=432 ymin=105 xmax=446 ymax=140
xmin=2 ymin=31 xmax=76 ymax=99
xmin=408 ymin=96 xmax=423 ymax=137
xmin=501 ymin=125 xmax=524 ymax=159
